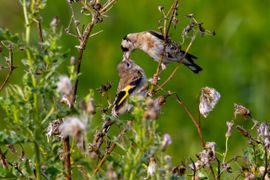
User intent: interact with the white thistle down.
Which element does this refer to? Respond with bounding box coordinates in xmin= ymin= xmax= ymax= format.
xmin=257 ymin=122 xmax=270 ymax=150
xmin=60 ymin=116 xmax=87 ymax=151
xmin=147 ymin=157 xmax=157 ymax=177
xmin=57 ymin=76 xmax=72 ymax=96
xmin=199 ymin=87 xmax=221 ymax=118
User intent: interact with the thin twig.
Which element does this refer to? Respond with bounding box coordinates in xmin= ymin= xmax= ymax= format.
xmin=175 ymin=94 xmax=218 ymax=180
xmin=0 ymin=45 xmax=15 ymax=92
xmin=149 ymin=0 xmax=179 ymax=95
xmin=209 ymin=165 xmax=216 ymax=180
xmin=175 ymin=94 xmax=205 ymax=147
xmin=8 ymin=162 xmax=24 ymax=176
xmin=34 ymin=18 xmax=44 ymax=49
xmin=217 ymin=158 xmax=221 ymax=180
xmin=1 ymin=147 xmax=24 ymax=176
xmin=190 ymin=158 xmax=197 ymax=177
xmin=157 ymin=64 xmax=180 ymax=91
xmin=71 ymin=21 xmax=96 ymax=104
xmin=262 ymin=145 xmax=268 ymax=180
xmin=165 ymin=0 xmax=179 ymax=39
xmin=63 ymin=8 xmax=96 ymax=180
xmin=94 ymin=121 xmax=131 ymax=174
xmin=68 ymin=3 xmax=82 ymax=39
xmin=63 ymin=1 xmax=118 ymax=179
xmin=100 ymin=0 xmax=118 ymax=14
xmin=0 ymin=148 xmax=8 ymax=169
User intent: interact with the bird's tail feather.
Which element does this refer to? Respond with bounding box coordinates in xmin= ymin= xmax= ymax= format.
xmin=181 ymin=51 xmax=202 ymax=74
xmin=184 ymin=62 xmax=202 ymax=74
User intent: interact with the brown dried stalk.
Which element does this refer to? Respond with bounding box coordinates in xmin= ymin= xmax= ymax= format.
xmin=175 ymin=94 xmax=217 ymax=179
xmin=0 ymin=148 xmax=8 ymax=169
xmin=262 ymin=146 xmax=268 ymax=180
xmin=33 ymin=18 xmax=44 ymax=49
xmin=0 ymin=45 xmax=15 ymax=92
xmin=149 ymin=0 xmax=179 ymax=95
xmin=175 ymin=94 xmax=205 ymax=147
xmin=63 ymin=1 xmax=118 ymax=179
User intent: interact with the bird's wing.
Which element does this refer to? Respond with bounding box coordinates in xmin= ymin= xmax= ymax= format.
xmin=112 ymin=71 xmax=143 ymax=115
xmin=148 ymin=30 xmax=165 ymax=41
xmin=113 ymin=84 xmax=136 ymax=109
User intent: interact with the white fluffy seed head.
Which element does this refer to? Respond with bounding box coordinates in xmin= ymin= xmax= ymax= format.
xmin=199 ymin=87 xmax=221 ymax=118
xmin=57 ymin=76 xmax=72 ymax=96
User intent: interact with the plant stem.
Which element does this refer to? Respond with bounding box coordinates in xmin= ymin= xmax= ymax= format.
xmin=65 ymin=2 xmax=118 ymax=178
xmin=72 ymin=20 xmax=95 ymax=102
xmin=34 ymin=141 xmax=41 ymax=180
xmin=209 ymin=165 xmax=216 ymax=180
xmin=94 ymin=121 xmax=130 ymax=174
xmin=262 ymin=145 xmax=268 ymax=180
xmin=175 ymin=94 xmax=205 ymax=147
xmin=222 ymin=137 xmax=229 ymax=163
xmin=0 ymin=46 xmax=15 ymax=92
xmin=157 ymin=34 xmax=196 ymax=91
xmin=100 ymin=0 xmax=118 ymax=14
xmin=63 ymin=137 xmax=71 ymax=180
xmin=22 ymin=0 xmax=30 ymax=45
xmin=0 ymin=148 xmax=8 ymax=169
xmin=36 ymin=18 xmax=44 ymax=49
xmin=22 ymin=1 xmax=42 ymax=179
xmin=148 ymin=0 xmax=179 ymax=95
xmin=156 ymin=64 xmax=180 ymax=91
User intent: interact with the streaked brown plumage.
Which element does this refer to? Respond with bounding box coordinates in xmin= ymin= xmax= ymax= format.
xmin=112 ymin=59 xmax=148 ymax=116
xmin=121 ymin=31 xmax=202 ymax=73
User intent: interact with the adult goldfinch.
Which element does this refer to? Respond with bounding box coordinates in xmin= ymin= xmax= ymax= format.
xmin=121 ymin=31 xmax=202 ymax=73
xmin=112 ymin=59 xmax=148 ymax=116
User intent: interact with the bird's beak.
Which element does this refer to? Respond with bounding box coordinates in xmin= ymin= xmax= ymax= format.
xmin=122 ymin=52 xmax=130 ymax=61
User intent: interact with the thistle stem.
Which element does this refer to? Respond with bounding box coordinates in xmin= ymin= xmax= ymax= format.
xmin=222 ymin=137 xmax=229 ymax=163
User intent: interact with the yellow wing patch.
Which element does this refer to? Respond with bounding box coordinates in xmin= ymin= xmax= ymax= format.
xmin=118 ymin=85 xmax=135 ymax=105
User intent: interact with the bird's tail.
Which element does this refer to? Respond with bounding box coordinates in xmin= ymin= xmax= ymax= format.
xmin=181 ymin=51 xmax=202 ymax=74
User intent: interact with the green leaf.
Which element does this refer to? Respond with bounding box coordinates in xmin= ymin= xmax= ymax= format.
xmin=0 ymin=28 xmax=19 ymax=43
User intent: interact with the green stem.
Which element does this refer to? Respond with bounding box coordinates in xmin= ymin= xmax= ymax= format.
xmin=34 ymin=141 xmax=41 ymax=180
xmin=22 ymin=0 xmax=30 ymax=45
xmin=22 ymin=1 xmax=41 ymax=179
xmin=222 ymin=137 xmax=229 ymax=163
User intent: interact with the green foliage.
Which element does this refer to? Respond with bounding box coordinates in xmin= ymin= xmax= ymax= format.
xmin=0 ymin=28 xmax=19 ymax=44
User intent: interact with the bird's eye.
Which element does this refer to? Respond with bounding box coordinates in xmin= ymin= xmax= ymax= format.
xmin=125 ymin=61 xmax=131 ymax=68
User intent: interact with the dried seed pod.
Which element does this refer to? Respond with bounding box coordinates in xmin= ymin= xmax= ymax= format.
xmin=225 ymin=121 xmax=234 ymax=138
xmin=236 ymin=125 xmax=251 ymax=138
xmin=234 ymin=104 xmax=251 ymax=118
xmin=97 ymin=82 xmax=112 ymax=95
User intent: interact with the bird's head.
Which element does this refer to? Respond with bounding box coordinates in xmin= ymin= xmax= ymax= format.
xmin=117 ymin=59 xmax=133 ymax=75
xmin=121 ymin=34 xmax=136 ymax=59
xmin=117 ymin=58 xmax=143 ymax=76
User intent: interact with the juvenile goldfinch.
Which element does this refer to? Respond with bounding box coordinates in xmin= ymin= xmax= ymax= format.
xmin=121 ymin=31 xmax=202 ymax=73
xmin=112 ymin=59 xmax=148 ymax=116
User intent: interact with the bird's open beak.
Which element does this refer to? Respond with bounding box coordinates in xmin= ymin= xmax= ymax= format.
xmin=122 ymin=52 xmax=130 ymax=61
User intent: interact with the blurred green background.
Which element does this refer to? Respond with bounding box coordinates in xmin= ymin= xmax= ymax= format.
xmin=1 ymin=0 xmax=270 ymax=164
